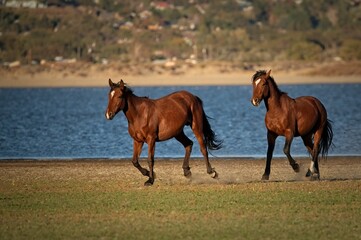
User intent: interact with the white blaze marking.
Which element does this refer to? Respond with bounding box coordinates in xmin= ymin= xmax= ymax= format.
xmin=106 ymin=112 xmax=110 ymax=120
xmin=255 ymin=78 xmax=261 ymax=86
xmin=110 ymin=90 xmax=115 ymax=98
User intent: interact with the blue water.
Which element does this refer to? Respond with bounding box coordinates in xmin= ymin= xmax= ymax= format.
xmin=0 ymin=84 xmax=360 ymax=159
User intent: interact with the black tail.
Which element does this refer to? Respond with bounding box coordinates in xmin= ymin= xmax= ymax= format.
xmin=196 ymin=97 xmax=222 ymax=151
xmin=202 ymin=111 xmax=223 ymax=150
xmin=320 ymin=119 xmax=334 ymax=158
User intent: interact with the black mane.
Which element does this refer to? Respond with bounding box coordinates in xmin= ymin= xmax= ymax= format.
xmin=113 ymin=81 xmax=134 ymax=95
xmin=124 ymin=85 xmax=134 ymax=95
xmin=252 ymin=70 xmax=286 ymax=95
xmin=252 ymin=70 xmax=267 ymax=82
xmin=115 ymin=82 xmax=149 ymax=99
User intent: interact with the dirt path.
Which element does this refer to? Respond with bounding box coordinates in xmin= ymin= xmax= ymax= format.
xmin=1 ymin=156 xmax=360 ymax=188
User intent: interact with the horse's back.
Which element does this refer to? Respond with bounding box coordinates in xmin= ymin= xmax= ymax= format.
xmin=295 ymin=96 xmax=327 ymax=116
xmin=158 ymin=90 xmax=197 ymax=101
xmin=156 ymin=90 xmax=200 ymax=109
xmin=153 ymin=91 xmax=201 ymax=140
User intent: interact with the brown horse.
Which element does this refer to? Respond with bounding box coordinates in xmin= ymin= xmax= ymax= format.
xmin=105 ymin=79 xmax=222 ymax=185
xmin=251 ymin=70 xmax=333 ymax=180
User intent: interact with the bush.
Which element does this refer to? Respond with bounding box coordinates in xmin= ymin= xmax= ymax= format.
xmin=339 ymin=39 xmax=361 ymax=60
xmin=287 ymin=41 xmax=324 ymax=61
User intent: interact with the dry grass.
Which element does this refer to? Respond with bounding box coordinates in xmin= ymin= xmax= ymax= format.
xmin=305 ymin=61 xmax=361 ymax=76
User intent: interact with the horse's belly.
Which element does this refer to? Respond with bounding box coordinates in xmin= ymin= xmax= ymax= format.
xmin=157 ymin=133 xmax=178 ymax=142
xmin=157 ymin=125 xmax=184 ymax=141
xmin=297 ymin=123 xmax=316 ymax=136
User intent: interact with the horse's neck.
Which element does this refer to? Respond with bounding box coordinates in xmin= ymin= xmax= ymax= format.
xmin=265 ymin=80 xmax=283 ymax=111
xmin=123 ymin=93 xmax=146 ymax=123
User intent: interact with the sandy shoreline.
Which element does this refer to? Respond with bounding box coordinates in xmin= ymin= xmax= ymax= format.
xmin=1 ymin=156 xmax=360 ymax=185
xmin=1 ymin=71 xmax=360 ymax=88
xmin=1 ymin=62 xmax=361 ymax=88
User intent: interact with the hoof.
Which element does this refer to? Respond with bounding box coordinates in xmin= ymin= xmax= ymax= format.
xmin=310 ymin=174 xmax=320 ymax=181
xmin=184 ymin=170 xmax=192 ymax=178
xmin=261 ymin=174 xmax=269 ymax=181
xmin=305 ymin=169 xmax=312 ymax=177
xmin=144 ymin=178 xmax=154 ymax=186
xmin=211 ymin=170 xmax=218 ymax=179
xmin=183 ymin=167 xmax=192 ymax=178
xmin=292 ymin=163 xmax=300 ymax=173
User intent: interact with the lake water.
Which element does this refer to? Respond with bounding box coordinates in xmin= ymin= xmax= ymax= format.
xmin=0 ymin=84 xmax=360 ymax=160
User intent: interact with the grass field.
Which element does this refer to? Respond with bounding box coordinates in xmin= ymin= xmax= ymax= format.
xmin=1 ymin=158 xmax=360 ymax=239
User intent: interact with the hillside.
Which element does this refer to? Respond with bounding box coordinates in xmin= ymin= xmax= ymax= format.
xmin=1 ymin=0 xmax=361 ymax=70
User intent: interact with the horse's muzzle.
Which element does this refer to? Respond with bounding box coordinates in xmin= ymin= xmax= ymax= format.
xmin=105 ymin=111 xmax=114 ymax=120
xmin=251 ymin=98 xmax=260 ymax=107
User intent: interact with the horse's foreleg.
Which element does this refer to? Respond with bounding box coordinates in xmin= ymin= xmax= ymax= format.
xmin=132 ymin=141 xmax=149 ymax=177
xmin=144 ymin=139 xmax=156 ymax=186
xmin=175 ymin=131 xmax=193 ymax=178
xmin=263 ymin=131 xmax=277 ymax=180
xmin=283 ymin=132 xmax=300 ymax=173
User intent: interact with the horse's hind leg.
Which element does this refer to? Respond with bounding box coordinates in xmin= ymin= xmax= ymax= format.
xmin=309 ymin=131 xmax=322 ymax=180
xmin=302 ymin=134 xmax=313 ymax=156
xmin=191 ymin=107 xmax=217 ymax=178
xmin=302 ymin=134 xmax=317 ymax=178
xmin=193 ymin=129 xmax=218 ymax=178
xmin=175 ymin=131 xmax=193 ymax=177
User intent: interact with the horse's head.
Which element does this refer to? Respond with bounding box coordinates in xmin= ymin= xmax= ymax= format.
xmin=105 ymin=79 xmax=127 ymax=120
xmin=251 ymin=69 xmax=271 ymax=107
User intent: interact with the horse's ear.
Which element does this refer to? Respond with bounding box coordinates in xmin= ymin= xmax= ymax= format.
xmin=119 ymin=79 xmax=125 ymax=89
xmin=266 ymin=69 xmax=272 ymax=78
xmin=109 ymin=78 xmax=114 ymax=87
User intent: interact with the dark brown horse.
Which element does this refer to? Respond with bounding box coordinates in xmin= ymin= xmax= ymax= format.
xmin=105 ymin=79 xmax=222 ymax=185
xmin=251 ymin=70 xmax=333 ymax=180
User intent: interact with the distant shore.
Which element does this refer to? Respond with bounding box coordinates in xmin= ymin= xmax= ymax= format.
xmin=1 ymin=61 xmax=360 ymax=88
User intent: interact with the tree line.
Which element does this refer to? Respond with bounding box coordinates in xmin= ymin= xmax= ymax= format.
xmin=1 ymin=0 xmax=360 ymax=65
